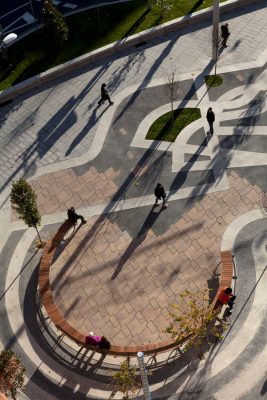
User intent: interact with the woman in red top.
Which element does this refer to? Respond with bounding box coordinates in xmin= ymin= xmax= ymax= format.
xmin=218 ymin=287 xmax=236 ymax=309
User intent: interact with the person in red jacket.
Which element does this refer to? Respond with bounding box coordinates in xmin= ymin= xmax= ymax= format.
xmin=218 ymin=287 xmax=236 ymax=314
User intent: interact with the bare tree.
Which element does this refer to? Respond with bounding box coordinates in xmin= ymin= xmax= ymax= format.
xmin=153 ymin=0 xmax=172 ymax=20
xmin=163 ymin=63 xmax=179 ymax=125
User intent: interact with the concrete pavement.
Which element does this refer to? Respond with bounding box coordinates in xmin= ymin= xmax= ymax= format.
xmin=0 ymin=1 xmax=267 ymax=399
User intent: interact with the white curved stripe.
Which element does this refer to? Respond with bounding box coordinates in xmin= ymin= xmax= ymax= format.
xmin=4 ymin=229 xmax=64 ymax=384
xmin=214 ymin=233 xmax=267 ymax=399
xmin=221 ymin=209 xmax=263 ymax=252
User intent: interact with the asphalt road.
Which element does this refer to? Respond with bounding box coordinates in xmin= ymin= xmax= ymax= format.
xmin=0 ymin=0 xmax=132 ymax=37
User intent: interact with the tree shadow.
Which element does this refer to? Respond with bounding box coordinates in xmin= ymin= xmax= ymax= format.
xmin=186 ymin=88 xmax=265 ymax=208
xmin=108 ymin=50 xmax=146 ymax=94
xmin=122 ymin=9 xmax=150 ymax=39
xmin=0 ymin=63 xmax=111 ymax=199
xmin=110 ymin=205 xmax=164 ymax=280
xmin=65 ymin=104 xmax=109 ymax=156
xmin=167 ymin=134 xmax=212 ymax=201
xmin=113 ymin=32 xmax=181 ymax=123
xmin=261 ymin=379 xmax=267 ymax=396
xmin=187 ymin=0 xmax=205 ymax=15
xmin=50 ymin=57 xmax=215 ymax=291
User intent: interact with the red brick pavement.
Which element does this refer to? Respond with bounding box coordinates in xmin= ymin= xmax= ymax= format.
xmin=49 ymin=171 xmax=261 ymax=346
xmin=29 ymin=166 xmax=120 ymax=216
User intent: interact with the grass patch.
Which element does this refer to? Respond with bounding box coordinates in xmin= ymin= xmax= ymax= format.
xmin=0 ymin=0 xmax=227 ymax=89
xmin=146 ymin=108 xmax=201 ymax=142
xmin=205 ymin=75 xmax=223 ymax=87
xmin=0 ymin=52 xmax=44 ymax=91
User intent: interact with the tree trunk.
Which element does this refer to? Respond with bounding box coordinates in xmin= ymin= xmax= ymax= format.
xmin=34 ymin=225 xmax=42 ymax=243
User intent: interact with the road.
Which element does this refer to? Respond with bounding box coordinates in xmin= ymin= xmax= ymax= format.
xmin=0 ymin=0 xmax=132 ymax=37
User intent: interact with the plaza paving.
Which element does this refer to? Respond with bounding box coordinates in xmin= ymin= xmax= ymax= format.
xmin=0 ymin=1 xmax=267 ymax=399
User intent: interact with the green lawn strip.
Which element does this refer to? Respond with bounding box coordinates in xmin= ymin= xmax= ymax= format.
xmin=146 ymin=108 xmax=201 ymax=142
xmin=205 ymin=74 xmax=223 ymax=87
xmin=0 ymin=0 xmax=227 ymax=89
xmin=0 ymin=52 xmax=44 ymax=91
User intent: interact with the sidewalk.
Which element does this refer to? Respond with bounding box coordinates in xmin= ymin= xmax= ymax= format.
xmin=0 ymin=2 xmax=267 ymax=400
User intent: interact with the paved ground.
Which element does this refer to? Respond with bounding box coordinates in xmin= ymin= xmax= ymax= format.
xmin=0 ymin=1 xmax=267 ymax=399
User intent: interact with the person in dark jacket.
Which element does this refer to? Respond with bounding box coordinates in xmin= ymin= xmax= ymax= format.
xmin=221 ymin=23 xmax=230 ymax=47
xmin=98 ymin=83 xmax=114 ymax=106
xmin=67 ymin=207 xmax=86 ymax=224
xmin=206 ymin=107 xmax=215 ymax=134
xmin=154 ymin=183 xmax=167 ymax=208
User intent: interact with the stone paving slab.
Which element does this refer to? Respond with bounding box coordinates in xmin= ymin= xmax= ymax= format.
xmin=0 ymin=2 xmax=267 ymax=400
xmin=1 ymin=2 xmax=267 ymax=197
xmin=49 ymin=170 xmax=260 ymax=347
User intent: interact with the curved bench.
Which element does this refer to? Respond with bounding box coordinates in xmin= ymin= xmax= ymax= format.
xmin=211 ymin=250 xmax=235 ymax=308
xmin=38 ymin=221 xmax=234 ymax=356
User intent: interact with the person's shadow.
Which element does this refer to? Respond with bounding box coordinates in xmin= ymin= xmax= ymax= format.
xmin=111 ymin=205 xmax=164 ymax=280
xmin=65 ymin=105 xmax=109 ymax=156
xmin=261 ymin=379 xmax=267 ymax=395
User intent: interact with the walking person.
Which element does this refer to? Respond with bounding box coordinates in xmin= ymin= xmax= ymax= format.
xmin=67 ymin=206 xmax=87 ymax=224
xmin=221 ymin=23 xmax=230 ymax=47
xmin=98 ymin=83 xmax=114 ymax=106
xmin=154 ymin=183 xmax=167 ymax=208
xmin=206 ymin=107 xmax=215 ymax=135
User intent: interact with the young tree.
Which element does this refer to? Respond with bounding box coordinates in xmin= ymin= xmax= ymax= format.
xmin=163 ymin=62 xmax=179 ymax=125
xmin=10 ymin=178 xmax=43 ymax=244
xmin=110 ymin=360 xmax=140 ymax=400
xmin=166 ymin=289 xmax=226 ymax=351
xmin=153 ymin=0 xmax=172 ymax=20
xmin=42 ymin=0 xmax=69 ymax=46
xmin=0 ymin=349 xmax=25 ymax=399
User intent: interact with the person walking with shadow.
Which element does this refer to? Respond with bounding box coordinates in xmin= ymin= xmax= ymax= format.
xmin=206 ymin=107 xmax=215 ymax=135
xmin=98 ymin=83 xmax=114 ymax=106
xmin=221 ymin=23 xmax=230 ymax=47
xmin=154 ymin=183 xmax=168 ymax=208
xmin=67 ymin=206 xmax=87 ymax=224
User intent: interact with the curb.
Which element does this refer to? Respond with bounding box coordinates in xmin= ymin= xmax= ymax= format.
xmin=0 ymin=0 xmax=260 ymax=105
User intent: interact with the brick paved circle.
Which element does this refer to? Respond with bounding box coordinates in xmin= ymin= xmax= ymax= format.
xmin=50 ymin=213 xmax=210 ymax=346
xmin=49 ymin=171 xmax=260 ymax=346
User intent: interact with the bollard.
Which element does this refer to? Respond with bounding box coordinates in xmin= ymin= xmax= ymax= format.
xmin=137 ymin=352 xmax=152 ymax=400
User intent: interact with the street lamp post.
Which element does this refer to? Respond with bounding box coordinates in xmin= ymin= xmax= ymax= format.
xmin=212 ymin=0 xmax=220 ymax=75
xmin=137 ymin=352 xmax=152 ymax=400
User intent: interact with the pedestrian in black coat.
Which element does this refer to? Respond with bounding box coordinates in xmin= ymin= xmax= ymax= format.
xmin=206 ymin=107 xmax=215 ymax=135
xmin=154 ymin=183 xmax=167 ymax=208
xmin=221 ymin=23 xmax=230 ymax=47
xmin=67 ymin=207 xmax=87 ymax=224
xmin=98 ymin=83 xmax=114 ymax=106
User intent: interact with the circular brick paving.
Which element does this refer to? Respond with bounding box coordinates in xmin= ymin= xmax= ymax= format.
xmin=49 ymin=170 xmax=260 ymax=346
xmin=49 ymin=213 xmax=211 ymax=346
